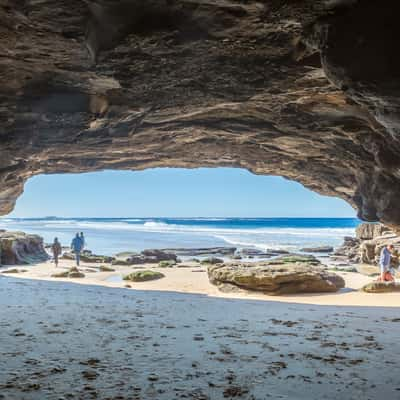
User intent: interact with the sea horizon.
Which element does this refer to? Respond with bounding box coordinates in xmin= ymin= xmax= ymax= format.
xmin=0 ymin=216 xmax=361 ymax=256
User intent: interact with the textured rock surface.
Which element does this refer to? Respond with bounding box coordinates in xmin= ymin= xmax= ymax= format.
xmin=123 ymin=270 xmax=165 ymax=282
xmin=208 ymin=261 xmax=345 ymax=295
xmin=334 ymin=222 xmax=400 ymax=265
xmin=0 ymin=231 xmax=48 ymax=265
xmin=113 ymin=249 xmax=177 ymax=265
xmin=2 ymin=1 xmax=400 ymax=227
xmin=362 ymin=282 xmax=400 ymax=294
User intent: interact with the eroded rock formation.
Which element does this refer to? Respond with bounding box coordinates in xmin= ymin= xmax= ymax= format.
xmin=208 ymin=260 xmax=345 ymax=295
xmin=2 ymin=1 xmax=400 ymax=226
xmin=0 ymin=230 xmax=48 ymax=265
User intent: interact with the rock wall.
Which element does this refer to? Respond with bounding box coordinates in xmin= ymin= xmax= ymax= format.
xmin=2 ymin=1 xmax=400 ymax=227
xmin=334 ymin=223 xmax=400 ymax=265
xmin=0 ymin=231 xmax=49 ymax=265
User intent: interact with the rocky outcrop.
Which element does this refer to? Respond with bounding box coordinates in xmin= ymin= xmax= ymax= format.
xmin=2 ymin=2 xmax=400 ymax=229
xmin=0 ymin=231 xmax=48 ymax=265
xmin=331 ymin=236 xmax=361 ymax=263
xmin=160 ymin=247 xmax=236 ymax=257
xmin=332 ymin=222 xmax=400 ymax=265
xmin=62 ymin=251 xmax=114 ymax=263
xmin=300 ymin=246 xmax=334 ymax=253
xmin=113 ymin=249 xmax=177 ymax=265
xmin=208 ymin=261 xmax=345 ymax=295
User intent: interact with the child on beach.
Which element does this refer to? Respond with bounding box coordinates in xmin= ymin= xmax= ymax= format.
xmin=51 ymin=237 xmax=62 ymax=267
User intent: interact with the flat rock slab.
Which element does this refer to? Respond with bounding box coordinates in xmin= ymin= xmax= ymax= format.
xmin=208 ymin=262 xmax=345 ymax=295
xmin=362 ymin=282 xmax=400 ymax=293
xmin=356 ymin=264 xmax=380 ymax=276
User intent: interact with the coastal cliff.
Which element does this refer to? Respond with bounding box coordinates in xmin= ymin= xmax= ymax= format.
xmin=333 ymin=222 xmax=400 ymax=266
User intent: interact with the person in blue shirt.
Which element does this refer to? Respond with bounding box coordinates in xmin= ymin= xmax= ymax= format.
xmin=71 ymin=233 xmax=84 ymax=267
xmin=379 ymin=244 xmax=395 ymax=281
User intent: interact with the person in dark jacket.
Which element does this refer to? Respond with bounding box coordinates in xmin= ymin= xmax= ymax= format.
xmin=71 ymin=233 xmax=84 ymax=267
xmin=52 ymin=237 xmax=62 ymax=267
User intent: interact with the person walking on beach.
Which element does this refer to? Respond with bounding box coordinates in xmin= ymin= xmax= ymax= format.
xmin=379 ymin=244 xmax=395 ymax=282
xmin=51 ymin=237 xmax=62 ymax=267
xmin=71 ymin=233 xmax=84 ymax=267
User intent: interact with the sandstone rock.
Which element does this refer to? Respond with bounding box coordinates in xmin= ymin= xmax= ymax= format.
xmin=0 ymin=231 xmax=48 ymax=265
xmin=51 ymin=267 xmax=85 ymax=278
xmin=208 ymin=262 xmax=345 ymax=295
xmin=356 ymin=264 xmax=380 ymax=277
xmin=123 ymin=270 xmax=165 ymax=282
xmin=1 ymin=268 xmax=27 ymax=274
xmin=238 ymin=248 xmax=276 ymax=257
xmin=2 ymin=2 xmax=400 ymax=231
xmin=113 ymin=249 xmax=177 ymax=265
xmin=356 ymin=224 xmax=391 ymax=241
xmin=99 ymin=265 xmax=115 ymax=272
xmin=300 ymin=246 xmax=334 ymax=253
xmin=61 ymin=251 xmax=114 ymax=263
xmin=361 ymin=282 xmax=400 ymax=293
xmin=270 ymin=254 xmax=321 ymax=265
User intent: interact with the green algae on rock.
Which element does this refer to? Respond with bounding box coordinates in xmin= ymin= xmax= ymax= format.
xmin=123 ymin=270 xmax=165 ymax=282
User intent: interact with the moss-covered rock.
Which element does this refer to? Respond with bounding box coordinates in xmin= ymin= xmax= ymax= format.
xmin=158 ymin=260 xmax=176 ymax=268
xmin=1 ymin=268 xmax=27 ymax=274
xmin=51 ymin=267 xmax=85 ymax=278
xmin=361 ymin=281 xmax=400 ymax=293
xmin=99 ymin=265 xmax=115 ymax=272
xmin=123 ymin=270 xmax=165 ymax=282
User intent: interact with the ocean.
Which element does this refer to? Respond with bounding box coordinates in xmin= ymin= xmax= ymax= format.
xmin=0 ymin=217 xmax=360 ymax=256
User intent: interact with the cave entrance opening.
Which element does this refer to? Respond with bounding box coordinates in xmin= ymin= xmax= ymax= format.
xmin=0 ymin=168 xmax=357 ymax=258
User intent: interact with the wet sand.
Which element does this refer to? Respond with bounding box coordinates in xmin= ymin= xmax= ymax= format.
xmin=1 ymin=275 xmax=400 ymax=399
xmin=2 ymin=259 xmax=400 ymax=307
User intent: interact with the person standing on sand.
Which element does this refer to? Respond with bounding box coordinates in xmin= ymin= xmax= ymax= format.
xmin=80 ymin=232 xmax=85 ymax=251
xmin=379 ymin=244 xmax=395 ymax=282
xmin=71 ymin=233 xmax=84 ymax=267
xmin=51 ymin=237 xmax=62 ymax=267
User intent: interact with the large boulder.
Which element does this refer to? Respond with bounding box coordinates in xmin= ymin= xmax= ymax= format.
xmin=0 ymin=231 xmax=48 ymax=265
xmin=208 ymin=262 xmax=345 ymax=295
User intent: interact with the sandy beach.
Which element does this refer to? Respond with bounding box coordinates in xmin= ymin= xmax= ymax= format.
xmin=1 ymin=273 xmax=400 ymax=400
xmin=2 ymin=258 xmax=400 ymax=308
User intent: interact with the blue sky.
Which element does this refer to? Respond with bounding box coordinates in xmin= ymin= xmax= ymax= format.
xmin=8 ymin=168 xmax=356 ymax=218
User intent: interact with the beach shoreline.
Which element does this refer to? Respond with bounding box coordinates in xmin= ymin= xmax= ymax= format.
xmin=3 ymin=258 xmax=400 ymax=307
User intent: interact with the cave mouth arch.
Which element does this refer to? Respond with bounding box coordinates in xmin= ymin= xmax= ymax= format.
xmin=3 ymin=0 xmax=400 ymax=229
xmin=1 ymin=168 xmax=358 ymax=257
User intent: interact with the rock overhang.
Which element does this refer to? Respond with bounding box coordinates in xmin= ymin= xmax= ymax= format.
xmin=1 ymin=1 xmax=400 ymax=227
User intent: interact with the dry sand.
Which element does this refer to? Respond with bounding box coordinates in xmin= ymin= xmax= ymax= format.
xmin=2 ymin=258 xmax=400 ymax=307
xmin=1 ymin=272 xmax=400 ymax=400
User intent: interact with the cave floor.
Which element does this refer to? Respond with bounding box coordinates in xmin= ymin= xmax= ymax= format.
xmin=1 ymin=276 xmax=400 ymax=400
